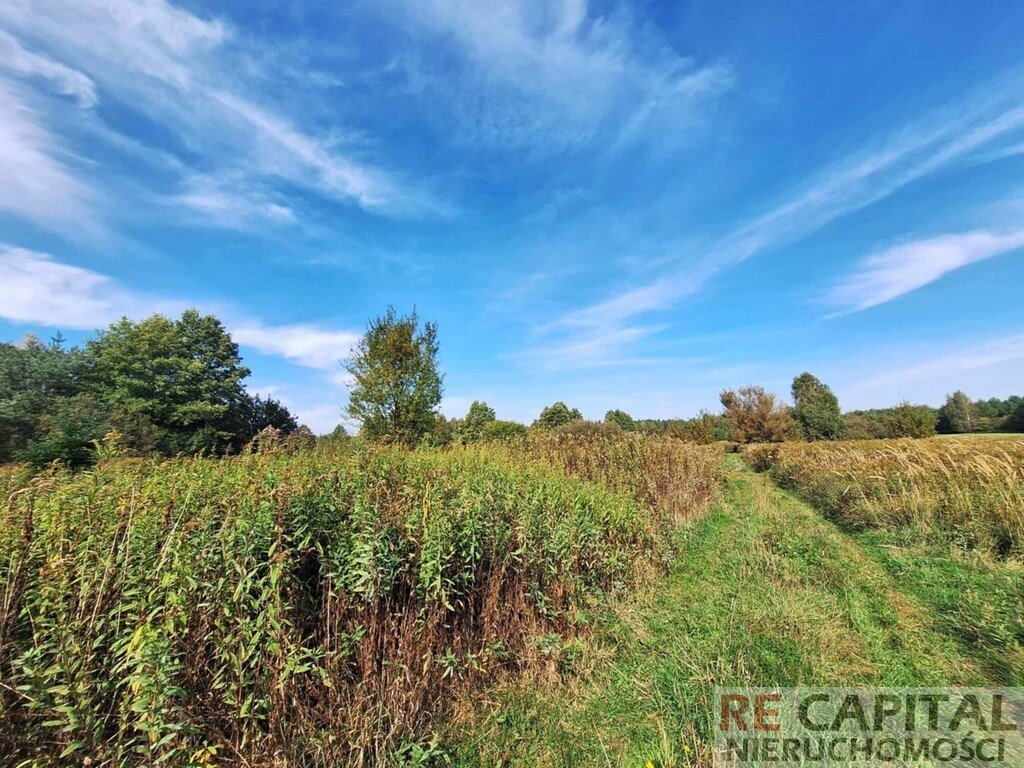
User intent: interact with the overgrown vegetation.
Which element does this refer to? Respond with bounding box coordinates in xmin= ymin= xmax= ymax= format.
xmin=0 ymin=433 xmax=719 ymax=766
xmin=451 ymin=457 xmax=997 ymax=767
xmin=0 ymin=313 xmax=302 ymax=467
xmin=744 ymin=437 xmax=1024 ymax=557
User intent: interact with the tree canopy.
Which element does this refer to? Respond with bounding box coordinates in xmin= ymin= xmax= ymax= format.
xmin=0 ymin=312 xmax=300 ymax=466
xmin=720 ymin=386 xmax=794 ymax=443
xmin=937 ymin=391 xmax=978 ymax=434
xmin=344 ymin=307 xmax=443 ymax=446
xmin=534 ymin=402 xmax=582 ymax=429
xmin=604 ymin=409 xmax=636 ymax=431
xmin=459 ymin=401 xmax=497 ymax=442
xmin=791 ymin=372 xmax=844 ymax=440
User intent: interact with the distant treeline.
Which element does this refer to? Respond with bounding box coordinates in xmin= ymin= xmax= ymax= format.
xmin=0 ymin=310 xmax=311 ymax=467
xmin=3 ymin=306 xmax=1022 ymax=468
xmin=603 ymin=385 xmax=1023 ymax=444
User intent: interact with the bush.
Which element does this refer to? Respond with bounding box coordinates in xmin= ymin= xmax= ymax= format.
xmin=480 ymin=419 xmax=528 ymax=441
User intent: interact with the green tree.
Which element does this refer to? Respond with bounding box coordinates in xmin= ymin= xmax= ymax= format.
xmin=83 ymin=310 xmax=251 ymax=455
xmin=459 ymin=401 xmax=496 ymax=442
xmin=791 ymin=372 xmax=844 ymax=440
xmin=481 ymin=419 xmax=528 ymax=441
xmin=937 ymin=391 xmax=977 ymax=434
xmin=0 ymin=334 xmax=81 ymax=462
xmin=19 ymin=393 xmax=109 ymax=468
xmin=423 ymin=414 xmax=457 ymax=447
xmin=604 ymin=409 xmax=636 ymax=431
xmin=1005 ymin=400 xmax=1024 ymax=433
xmin=885 ymin=401 xmax=937 ymax=438
xmin=720 ymin=386 xmax=795 ymax=443
xmin=243 ymin=395 xmax=299 ymax=440
xmin=534 ymin=402 xmax=582 ymax=429
xmin=345 ymin=307 xmax=443 ymax=446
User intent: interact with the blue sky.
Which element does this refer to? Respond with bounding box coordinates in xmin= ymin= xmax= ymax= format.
xmin=1 ymin=0 xmax=1023 ymax=432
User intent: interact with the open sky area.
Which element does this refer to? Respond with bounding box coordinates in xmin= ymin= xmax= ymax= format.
xmin=2 ymin=0 xmax=1023 ymax=432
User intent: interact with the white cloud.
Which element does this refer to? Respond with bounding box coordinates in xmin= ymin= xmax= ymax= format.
xmin=0 ymin=0 xmax=412 ymax=231
xmin=172 ymin=173 xmax=296 ymax=228
xmin=534 ymin=69 xmax=1024 ymax=367
xmin=0 ymin=80 xmax=99 ymax=231
xmin=844 ymin=333 xmax=1024 ymax=405
xmin=0 ymin=30 xmax=97 ymax=107
xmin=0 ymin=245 xmax=165 ymax=327
xmin=231 ymin=323 xmax=359 ymax=371
xmin=0 ymin=244 xmax=359 ymax=376
xmin=827 ymin=229 xmax=1024 ymax=314
xmin=393 ymin=0 xmax=734 ymax=149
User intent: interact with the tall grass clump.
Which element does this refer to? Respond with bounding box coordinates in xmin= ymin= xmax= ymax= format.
xmin=520 ymin=423 xmax=722 ymax=526
xmin=744 ymin=437 xmax=1024 ymax=556
xmin=0 ymin=433 xmax=720 ymax=766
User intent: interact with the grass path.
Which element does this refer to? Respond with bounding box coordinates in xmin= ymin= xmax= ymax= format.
xmin=450 ymin=455 xmax=990 ymax=767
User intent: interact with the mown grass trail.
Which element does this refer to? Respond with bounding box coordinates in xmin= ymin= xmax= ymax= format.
xmin=451 ymin=455 xmax=992 ymax=768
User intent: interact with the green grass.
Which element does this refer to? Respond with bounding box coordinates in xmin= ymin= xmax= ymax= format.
xmin=855 ymin=529 xmax=1024 ymax=685
xmin=449 ymin=456 xmax=988 ymax=768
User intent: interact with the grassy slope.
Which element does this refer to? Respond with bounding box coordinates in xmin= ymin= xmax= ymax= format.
xmin=450 ymin=455 xmax=998 ymax=768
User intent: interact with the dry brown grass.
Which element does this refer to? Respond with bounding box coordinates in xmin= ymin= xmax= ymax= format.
xmin=744 ymin=437 xmax=1024 ymax=556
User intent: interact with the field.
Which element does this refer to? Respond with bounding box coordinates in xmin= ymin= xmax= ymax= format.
xmin=0 ymin=433 xmax=719 ymax=766
xmin=743 ymin=436 xmax=1024 ymax=556
xmin=2 ymin=432 xmax=1022 ymax=766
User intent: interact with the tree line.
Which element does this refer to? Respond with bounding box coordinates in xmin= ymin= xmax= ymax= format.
xmin=3 ymin=305 xmax=1021 ymax=466
xmin=0 ymin=310 xmax=303 ymax=466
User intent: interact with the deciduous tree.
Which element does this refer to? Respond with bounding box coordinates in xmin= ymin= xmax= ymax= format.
xmin=534 ymin=402 xmax=582 ymax=429
xmin=719 ymin=385 xmax=794 ymax=443
xmin=345 ymin=307 xmax=443 ymax=446
xmin=791 ymin=372 xmax=844 ymax=440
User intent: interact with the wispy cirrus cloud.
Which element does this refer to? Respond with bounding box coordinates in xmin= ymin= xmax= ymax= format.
xmin=0 ymin=244 xmax=357 ymax=377
xmin=845 ymin=333 xmax=1024 ymax=402
xmin=0 ymin=0 xmax=427 ymax=233
xmin=391 ymin=0 xmax=734 ymax=151
xmin=0 ymin=30 xmax=96 ymax=107
xmin=826 ymin=229 xmax=1024 ymax=315
xmin=530 ymin=67 xmax=1024 ymax=368
xmin=0 ymin=80 xmax=101 ymax=233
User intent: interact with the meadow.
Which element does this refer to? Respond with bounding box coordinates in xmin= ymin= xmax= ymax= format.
xmin=3 ymin=429 xmax=1023 ymax=766
xmin=743 ymin=436 xmax=1024 ymax=556
xmin=0 ymin=432 xmax=719 ymax=767
xmin=742 ymin=436 xmax=1024 ymax=689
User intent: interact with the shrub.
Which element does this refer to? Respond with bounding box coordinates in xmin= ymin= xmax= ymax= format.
xmin=719 ymin=386 xmax=795 ymax=443
xmin=480 ymin=419 xmax=528 ymax=441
